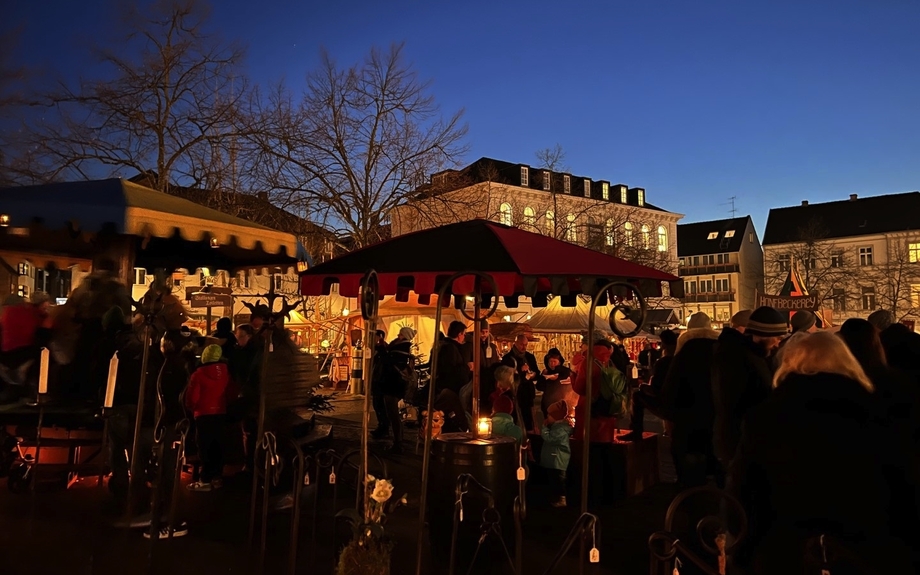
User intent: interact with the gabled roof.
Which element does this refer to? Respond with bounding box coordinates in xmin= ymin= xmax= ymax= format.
xmin=762 ymin=192 xmax=920 ymax=245
xmin=677 ymin=216 xmax=751 ymax=257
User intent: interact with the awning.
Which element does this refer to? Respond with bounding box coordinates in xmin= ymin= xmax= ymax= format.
xmin=644 ymin=308 xmax=680 ymax=325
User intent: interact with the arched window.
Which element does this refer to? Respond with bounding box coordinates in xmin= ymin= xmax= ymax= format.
xmin=523 ymin=206 xmax=535 ymax=227
xmin=657 ymin=225 xmax=668 ymax=252
xmin=605 ymin=219 xmax=615 ymax=246
xmin=565 ymin=213 xmax=577 ymax=242
xmin=641 ymin=224 xmax=651 ymax=249
xmin=624 ymin=222 xmax=633 ymax=247
xmin=545 ymin=210 xmax=555 ymax=235
xmin=500 ymin=203 xmax=513 ymax=226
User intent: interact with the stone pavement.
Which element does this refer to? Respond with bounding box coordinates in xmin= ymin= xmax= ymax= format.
xmin=0 ymin=392 xmax=681 ymax=575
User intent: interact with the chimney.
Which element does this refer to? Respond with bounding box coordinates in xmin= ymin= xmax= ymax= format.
xmin=801 ymin=200 xmax=808 ymax=206
xmin=849 ymin=194 xmax=857 ymax=201
xmin=257 ymin=192 xmax=268 ymax=201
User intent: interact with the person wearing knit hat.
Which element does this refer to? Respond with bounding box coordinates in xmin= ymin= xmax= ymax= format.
xmin=185 ymin=343 xmax=235 ymax=492
xmin=398 ymin=326 xmax=416 ymax=341
xmin=540 ymin=347 xmax=573 ymax=417
xmin=541 ymin=399 xmax=574 ymax=508
xmin=790 ymin=310 xmax=817 ymax=334
xmin=711 ymin=306 xmax=784 ymax=473
xmin=490 ymin=393 xmax=523 ymax=446
xmin=677 ymin=311 xmax=719 ymax=354
xmin=867 ymin=309 xmax=893 ymax=332
xmin=745 ymin=306 xmax=788 ymax=338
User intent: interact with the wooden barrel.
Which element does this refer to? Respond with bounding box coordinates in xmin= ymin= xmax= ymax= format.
xmin=427 ymin=433 xmax=518 ymax=572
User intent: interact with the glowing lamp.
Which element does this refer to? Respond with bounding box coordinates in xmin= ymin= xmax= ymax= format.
xmin=296 ymin=260 xmax=308 ymax=273
xmin=476 ymin=417 xmax=492 ymax=439
xmin=341 ymin=308 xmax=350 ymax=317
xmin=209 ymin=237 xmax=220 ymax=248
xmin=0 ymin=214 xmax=9 ymax=227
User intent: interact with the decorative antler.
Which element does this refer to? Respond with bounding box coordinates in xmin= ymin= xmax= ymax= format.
xmin=242 ymin=300 xmax=258 ymax=313
xmin=279 ymin=298 xmax=303 ymax=321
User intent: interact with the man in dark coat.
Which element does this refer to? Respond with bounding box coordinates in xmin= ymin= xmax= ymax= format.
xmin=434 ymin=321 xmax=470 ymax=432
xmin=621 ymin=329 xmax=678 ymax=441
xmin=538 ymin=348 xmax=573 ymax=416
xmin=502 ymin=334 xmax=542 ymax=433
xmin=711 ymin=306 xmax=786 ymax=469
xmin=462 ymin=320 xmax=501 ymax=412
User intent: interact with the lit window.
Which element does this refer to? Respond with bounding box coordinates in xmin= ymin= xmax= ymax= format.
xmin=637 ymin=189 xmax=645 ymax=206
xmin=909 ymin=243 xmax=920 ymax=263
xmin=520 ymin=167 xmax=529 ymax=186
xmin=563 ymin=175 xmax=570 ymax=194
xmin=545 ymin=210 xmax=555 ymax=235
xmin=624 ymin=222 xmax=634 ymax=247
xmin=500 ymin=203 xmax=513 ymax=226
xmin=523 ymin=207 xmax=535 ymax=227
xmin=641 ymin=224 xmax=650 ymax=249
xmin=602 ymin=183 xmax=609 ymax=200
xmin=657 ymin=226 xmax=667 ymax=252
xmin=583 ymin=179 xmax=591 ymax=198
xmin=724 ymin=230 xmax=735 ymax=238
xmin=620 ymin=187 xmax=627 ymax=203
xmin=707 ymin=232 xmax=718 ymax=240
xmin=859 ymin=247 xmax=873 ymax=266
xmin=271 ymin=274 xmax=283 ymax=292
xmin=605 ymin=219 xmax=615 ymax=246
xmin=543 ymin=171 xmax=551 ymax=191
xmin=565 ymin=214 xmax=577 ymax=242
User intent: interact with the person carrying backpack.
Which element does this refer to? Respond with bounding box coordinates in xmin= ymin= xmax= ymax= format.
xmin=573 ymin=339 xmax=626 ymax=443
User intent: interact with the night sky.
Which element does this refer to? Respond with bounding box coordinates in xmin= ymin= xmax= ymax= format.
xmin=5 ymin=0 xmax=920 ymax=234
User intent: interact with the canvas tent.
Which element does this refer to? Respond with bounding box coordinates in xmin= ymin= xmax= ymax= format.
xmin=527 ymin=295 xmax=615 ymax=335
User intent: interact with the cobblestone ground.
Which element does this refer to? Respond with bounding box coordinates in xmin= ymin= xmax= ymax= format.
xmin=0 ymin=392 xmax=680 ymax=575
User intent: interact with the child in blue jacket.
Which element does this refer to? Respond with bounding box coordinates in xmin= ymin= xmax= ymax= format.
xmin=541 ymin=400 xmax=574 ymax=507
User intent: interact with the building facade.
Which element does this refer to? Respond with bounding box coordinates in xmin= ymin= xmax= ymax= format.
xmin=676 ymin=216 xmax=765 ymax=324
xmin=762 ymin=192 xmax=920 ymax=325
xmin=391 ymin=157 xmax=683 ymax=280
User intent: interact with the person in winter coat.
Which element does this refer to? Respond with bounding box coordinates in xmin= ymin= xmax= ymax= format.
xmin=729 ymin=332 xmax=920 ymax=573
xmin=711 ymin=306 xmax=785 ymax=469
xmin=185 ymin=345 xmax=236 ymax=491
xmin=463 ymin=320 xmax=501 ymax=412
xmin=541 ymin=399 xmax=574 ymax=508
xmin=491 ymin=393 xmax=523 ymax=446
xmin=622 ymin=329 xmax=679 ymax=441
xmin=211 ymin=317 xmax=237 ymax=361
xmin=538 ymin=348 xmax=573 ymax=417
xmin=381 ymin=326 xmax=415 ymax=454
xmin=573 ymin=339 xmax=626 ymax=443
xmin=370 ymin=330 xmax=391 ymax=440
xmin=657 ymin=313 xmax=721 ymax=487
xmin=433 ymin=321 xmax=471 ymax=432
xmin=502 ymin=334 xmax=542 ymax=434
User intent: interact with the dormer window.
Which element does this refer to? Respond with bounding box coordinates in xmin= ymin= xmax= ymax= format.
xmin=563 ymin=175 xmax=570 ymax=194
xmin=725 ymin=230 xmax=735 ymax=238
xmin=543 ymin=171 xmax=551 ymax=191
xmin=583 ymin=179 xmax=591 ymax=197
xmin=602 ymin=183 xmax=609 ymax=200
xmin=637 ymin=189 xmax=645 ymax=206
xmin=620 ymin=187 xmax=627 ymax=204
xmin=520 ymin=167 xmax=529 ymax=186
xmin=707 ymin=232 xmax=719 ymax=240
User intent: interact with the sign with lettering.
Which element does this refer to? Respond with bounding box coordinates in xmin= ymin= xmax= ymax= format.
xmin=185 ymin=286 xmax=232 ymax=299
xmin=189 ymin=292 xmax=233 ymax=308
xmin=755 ymin=292 xmax=820 ymax=311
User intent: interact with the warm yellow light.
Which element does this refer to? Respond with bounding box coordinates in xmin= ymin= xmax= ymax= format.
xmin=0 ymin=214 xmax=9 ymax=227
xmin=210 ymin=237 xmax=220 ymax=248
xmin=502 ymin=315 xmax=511 ymax=322
xmin=342 ymin=308 xmax=350 ymax=317
xmin=476 ymin=417 xmax=492 ymax=439
xmin=321 ymin=339 xmax=330 ymax=348
xmin=200 ymin=268 xmax=210 ymax=277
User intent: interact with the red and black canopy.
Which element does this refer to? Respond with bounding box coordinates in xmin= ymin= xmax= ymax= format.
xmin=299 ymin=219 xmax=682 ymax=307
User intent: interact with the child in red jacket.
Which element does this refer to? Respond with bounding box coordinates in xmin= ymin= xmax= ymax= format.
xmin=185 ymin=344 xmax=236 ymax=491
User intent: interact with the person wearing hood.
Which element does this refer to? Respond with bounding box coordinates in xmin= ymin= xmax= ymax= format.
xmin=538 ymin=348 xmax=573 ymax=416
xmin=656 ymin=313 xmax=721 ymax=487
xmin=185 ymin=345 xmax=237 ymax=491
xmin=711 ymin=306 xmax=786 ymax=470
xmin=211 ymin=317 xmax=237 ymax=361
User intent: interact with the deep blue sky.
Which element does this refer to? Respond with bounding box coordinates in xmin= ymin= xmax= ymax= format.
xmin=5 ymin=0 xmax=920 ymax=235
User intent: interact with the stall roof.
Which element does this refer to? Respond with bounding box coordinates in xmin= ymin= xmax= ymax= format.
xmin=0 ymin=179 xmax=304 ymax=271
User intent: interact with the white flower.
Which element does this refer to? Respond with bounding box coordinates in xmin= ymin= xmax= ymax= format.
xmin=366 ymin=474 xmax=376 ymax=484
xmin=370 ymin=479 xmax=394 ymax=503
xmin=400 ymin=496 xmax=408 ymax=505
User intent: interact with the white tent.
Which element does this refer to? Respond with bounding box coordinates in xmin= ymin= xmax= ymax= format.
xmin=375 ymin=294 xmax=466 ymax=362
xmin=527 ymin=296 xmax=616 ymax=335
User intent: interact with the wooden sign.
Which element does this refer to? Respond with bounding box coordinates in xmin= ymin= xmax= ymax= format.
xmin=190 ymin=292 xmax=233 ymax=308
xmin=755 ymin=291 xmax=820 ymax=311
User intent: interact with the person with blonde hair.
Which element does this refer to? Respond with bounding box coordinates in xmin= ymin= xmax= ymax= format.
xmin=729 ymin=331 xmax=918 ymax=572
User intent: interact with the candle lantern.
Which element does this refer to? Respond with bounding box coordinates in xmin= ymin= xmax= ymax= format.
xmin=38 ymin=347 xmax=50 ymax=395
xmin=476 ymin=417 xmax=492 ymax=439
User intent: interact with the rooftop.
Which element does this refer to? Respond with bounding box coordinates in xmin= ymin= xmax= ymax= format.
xmin=677 ymin=216 xmax=752 ymax=257
xmin=762 ymin=191 xmax=920 ymax=245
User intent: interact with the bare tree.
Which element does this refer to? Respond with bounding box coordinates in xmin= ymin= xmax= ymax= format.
xmin=869 ymin=234 xmax=920 ymax=321
xmin=247 ymin=43 xmax=468 ymax=249
xmin=763 ymin=218 xmax=859 ymax=311
xmin=10 ymin=0 xmax=249 ymax=191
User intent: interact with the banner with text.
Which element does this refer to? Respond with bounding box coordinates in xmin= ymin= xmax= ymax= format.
xmin=755 ymin=291 xmax=820 ymax=311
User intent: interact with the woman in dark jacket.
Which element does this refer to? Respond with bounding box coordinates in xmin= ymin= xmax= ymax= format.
xmin=538 ymin=348 xmax=573 ymax=416
xmin=730 ymin=332 xmax=919 ymax=574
